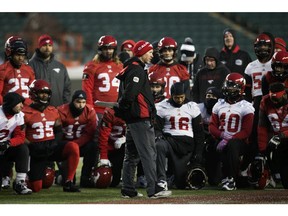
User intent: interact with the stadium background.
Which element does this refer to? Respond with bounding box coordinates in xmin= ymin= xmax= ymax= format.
xmin=0 ymin=12 xmax=287 ymax=90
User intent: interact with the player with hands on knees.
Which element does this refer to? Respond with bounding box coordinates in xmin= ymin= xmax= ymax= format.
xmin=57 ymin=90 xmax=98 ymax=188
xmin=98 ymin=107 xmax=126 ymax=187
xmin=209 ymin=73 xmax=255 ymax=191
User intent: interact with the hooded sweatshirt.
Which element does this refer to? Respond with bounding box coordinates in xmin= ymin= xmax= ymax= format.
xmin=192 ymin=47 xmax=230 ymax=103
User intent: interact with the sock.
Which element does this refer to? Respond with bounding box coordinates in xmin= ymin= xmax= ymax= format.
xmin=62 ymin=141 xmax=80 ymax=182
xmin=15 ymin=173 xmax=26 ymax=184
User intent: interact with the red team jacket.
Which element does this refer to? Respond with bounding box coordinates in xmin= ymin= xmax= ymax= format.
xmin=98 ymin=107 xmax=126 ymax=160
xmin=0 ymin=61 xmax=35 ymax=105
xmin=57 ymin=103 xmax=97 ymax=147
xmin=82 ymin=60 xmax=123 ymax=113
xmin=258 ymin=94 xmax=288 ymax=152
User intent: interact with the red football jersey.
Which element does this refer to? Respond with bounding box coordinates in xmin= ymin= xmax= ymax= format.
xmin=98 ymin=107 xmax=126 ymax=159
xmin=258 ymin=95 xmax=288 ymax=152
xmin=22 ymin=105 xmax=61 ymax=142
xmin=82 ymin=60 xmax=123 ymax=113
xmin=57 ymin=103 xmax=97 ymax=147
xmin=0 ymin=61 xmax=35 ymax=105
xmin=148 ymin=63 xmax=189 ymax=98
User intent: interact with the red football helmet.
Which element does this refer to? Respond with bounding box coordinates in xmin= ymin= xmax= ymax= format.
xmin=254 ymin=32 xmax=274 ymax=61
xmin=29 ymin=79 xmax=52 ymax=104
xmin=149 ymin=72 xmax=166 ymax=100
xmin=90 ymin=165 xmax=113 ymax=188
xmin=5 ymin=35 xmax=27 ymax=59
xmin=271 ymin=51 xmax=288 ymax=79
xmin=42 ymin=167 xmax=55 ymax=189
xmin=158 ymin=37 xmax=178 ymax=61
xmin=98 ymin=35 xmax=117 ymax=49
xmin=222 ymin=73 xmax=246 ymax=102
xmin=149 ymin=72 xmax=166 ymax=86
xmin=158 ymin=37 xmax=177 ymax=51
xmin=247 ymin=155 xmax=270 ymax=189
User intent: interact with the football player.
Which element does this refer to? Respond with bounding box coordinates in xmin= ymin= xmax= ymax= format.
xmin=262 ymin=50 xmax=288 ymax=96
xmin=98 ymin=107 xmax=126 ymax=187
xmin=244 ymin=32 xmax=275 ymax=158
xmin=209 ymin=73 xmax=255 ymax=190
xmin=155 ymin=82 xmax=205 ymax=189
xmin=57 ymin=90 xmax=98 ymax=188
xmin=148 ymin=37 xmax=190 ymax=99
xmin=258 ymin=82 xmax=288 ymax=189
xmin=82 ymin=35 xmax=123 ymax=121
xmin=0 ymin=36 xmax=35 ymax=105
xmin=23 ymin=80 xmax=80 ymax=192
xmin=0 ymin=92 xmax=32 ymax=194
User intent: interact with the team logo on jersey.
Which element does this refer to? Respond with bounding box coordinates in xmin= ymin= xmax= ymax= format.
xmin=235 ymin=59 xmax=243 ymax=66
xmin=208 ymin=80 xmax=214 ymax=84
xmin=82 ymin=74 xmax=89 ymax=80
xmin=53 ymin=68 xmax=60 ymax=73
xmin=133 ymin=77 xmax=139 ymax=83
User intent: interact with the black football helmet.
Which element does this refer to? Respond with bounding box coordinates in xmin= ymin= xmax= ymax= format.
xmin=186 ymin=166 xmax=207 ymax=190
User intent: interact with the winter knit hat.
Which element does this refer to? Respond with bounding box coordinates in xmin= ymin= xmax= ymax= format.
xmin=38 ymin=34 xmax=54 ymax=48
xmin=223 ymin=28 xmax=236 ymax=50
xmin=133 ymin=40 xmax=153 ymax=57
xmin=121 ymin=40 xmax=136 ymax=51
xmin=170 ymin=82 xmax=185 ymax=96
xmin=275 ymin=37 xmax=287 ymax=52
xmin=72 ymin=90 xmax=87 ymax=101
xmin=3 ymin=92 xmax=25 ymax=114
xmin=180 ymin=37 xmax=196 ymax=61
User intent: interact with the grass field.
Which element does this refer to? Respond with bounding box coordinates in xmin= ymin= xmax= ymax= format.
xmin=1 ymin=160 xmax=287 ymax=216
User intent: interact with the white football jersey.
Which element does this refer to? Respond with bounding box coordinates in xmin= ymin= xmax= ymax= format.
xmin=0 ymin=106 xmax=25 ymax=141
xmin=244 ymin=59 xmax=272 ymax=98
xmin=212 ymin=99 xmax=254 ymax=136
xmin=156 ymin=99 xmax=201 ymax=138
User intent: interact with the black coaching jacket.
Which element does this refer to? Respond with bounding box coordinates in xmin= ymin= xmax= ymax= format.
xmin=115 ymin=56 xmax=156 ymax=124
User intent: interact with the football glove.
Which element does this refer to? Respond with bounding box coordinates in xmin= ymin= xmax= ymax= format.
xmin=0 ymin=140 xmax=10 ymax=152
xmin=216 ymin=139 xmax=228 ymax=152
xmin=268 ymin=135 xmax=281 ymax=150
xmin=220 ymin=132 xmax=233 ymax=140
xmin=114 ymin=136 xmax=126 ymax=149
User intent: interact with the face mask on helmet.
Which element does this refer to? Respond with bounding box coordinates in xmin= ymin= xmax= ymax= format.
xmin=186 ymin=167 xmax=207 ymax=190
xmin=254 ymin=33 xmax=273 ymax=62
xmin=98 ymin=35 xmax=117 ymax=61
xmin=247 ymin=156 xmax=270 ymax=189
xmin=90 ymin=165 xmax=113 ymax=188
xmin=158 ymin=37 xmax=177 ymax=62
xmin=271 ymin=51 xmax=288 ymax=80
xmin=222 ymin=73 xmax=245 ymax=103
xmin=29 ymin=80 xmax=52 ymax=105
xmin=5 ymin=36 xmax=27 ymax=59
